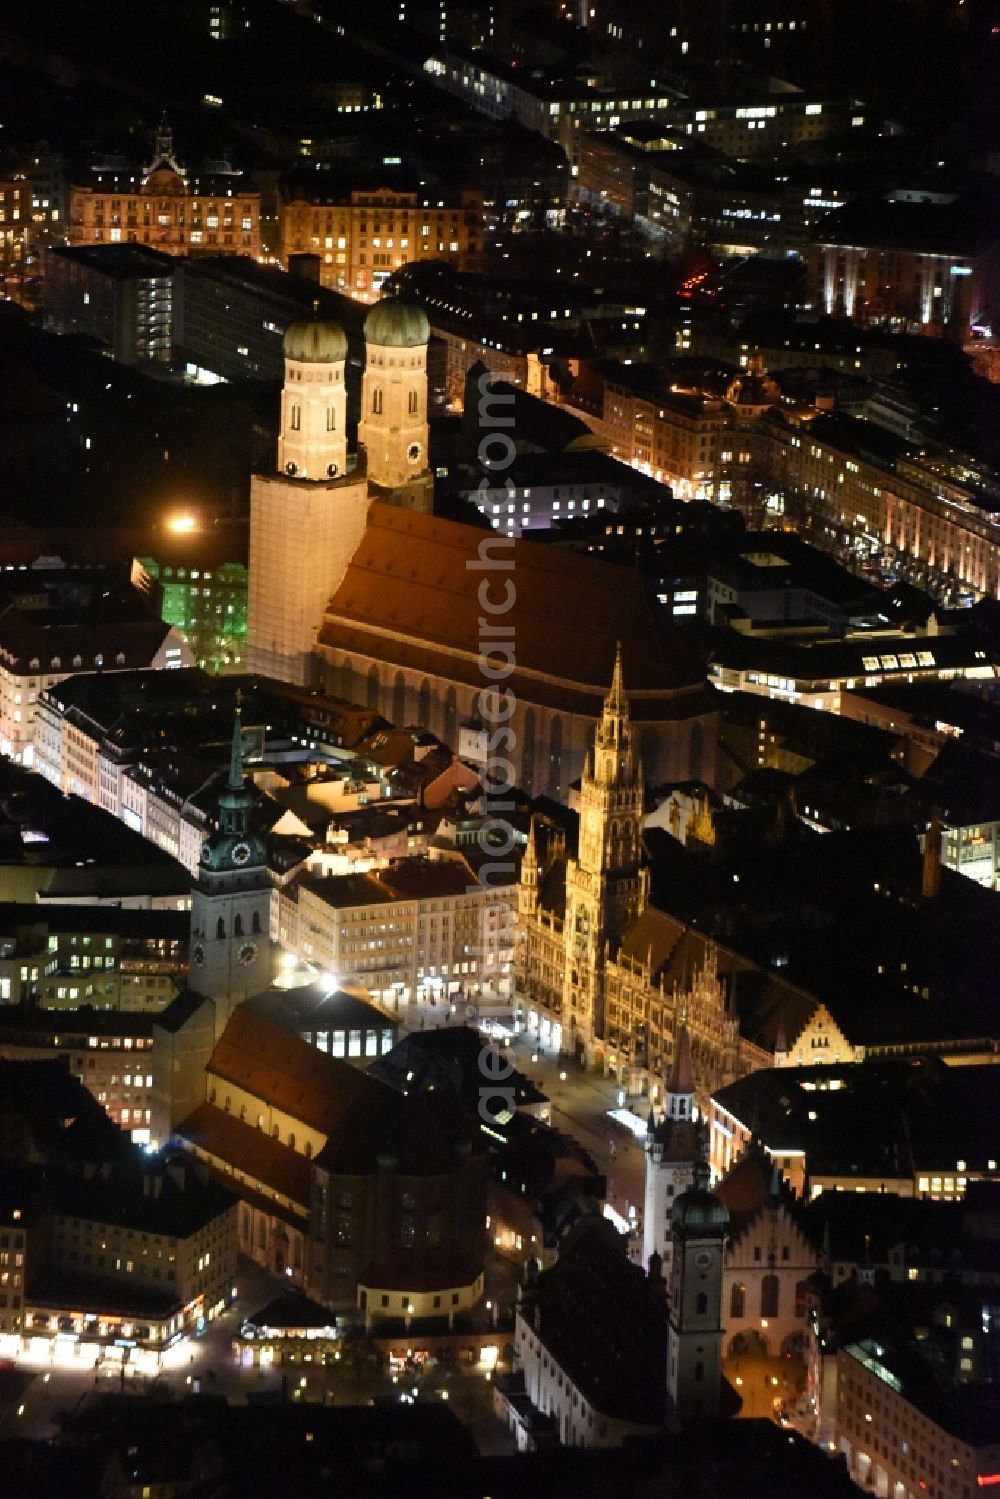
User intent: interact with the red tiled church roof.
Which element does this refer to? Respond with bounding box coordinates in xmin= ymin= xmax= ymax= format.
xmin=318 ymin=502 xmax=707 ymax=708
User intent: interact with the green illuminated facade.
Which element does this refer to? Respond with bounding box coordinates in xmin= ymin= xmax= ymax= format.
xmin=137 ymin=556 xmax=247 ymax=674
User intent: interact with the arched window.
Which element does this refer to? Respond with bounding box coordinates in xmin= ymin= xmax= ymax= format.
xmin=520 ymin=707 xmax=536 ymax=795
xmin=761 ymin=1274 xmax=779 ymax=1318
xmin=696 ymin=1292 xmax=708 ymax=1314
xmin=417 ymin=678 xmax=431 ymax=729
xmin=217 ymin=917 xmax=225 ymax=940
xmin=731 ymin=1282 xmax=746 ymax=1318
xmin=372 ymin=387 xmax=383 ymax=415
xmin=443 ymin=685 xmax=457 ymax=747
xmin=224 ymin=1095 xmax=231 ymax=1113
xmin=290 ymin=403 xmax=301 ymax=430
xmin=326 ymin=407 xmax=336 ymax=431
xmin=209 ymin=1086 xmax=216 ymax=1104
xmin=366 ymin=664 xmax=380 ymax=712
xmin=271 ymin=1124 xmax=279 ymax=1139
xmin=340 ymin=657 xmax=354 ymax=704
xmin=640 ymin=726 xmax=659 ymax=785
xmin=690 ymin=721 xmax=704 ymax=783
xmin=547 ymin=715 xmax=563 ymax=797
xmin=234 ymin=914 xmax=243 ymax=937
xmin=251 ymin=910 xmax=261 ymax=935
xmin=256 ymin=1114 xmax=265 ymax=1131
xmin=239 ymin=1104 xmax=246 ymax=1122
xmin=408 ymin=389 xmax=418 ymax=415
xmin=288 ymin=1133 xmax=296 ymax=1151
xmin=304 ymin=1141 xmax=312 ymax=1159
xmin=392 ymin=670 xmax=406 ymax=726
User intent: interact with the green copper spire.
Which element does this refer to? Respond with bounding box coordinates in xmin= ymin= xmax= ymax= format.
xmin=229 ymin=689 xmax=244 ymax=791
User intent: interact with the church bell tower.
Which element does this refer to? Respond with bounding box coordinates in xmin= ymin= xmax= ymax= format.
xmin=247 ymin=315 xmax=371 ymax=685
xmin=358 ymin=296 xmax=433 ymax=511
xmin=189 ymin=697 xmax=273 ymax=1036
xmin=666 ymin=1156 xmax=728 ymax=1424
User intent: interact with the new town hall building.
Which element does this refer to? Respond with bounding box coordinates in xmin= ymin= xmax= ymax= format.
xmin=517 ymin=650 xmax=744 ymax=1105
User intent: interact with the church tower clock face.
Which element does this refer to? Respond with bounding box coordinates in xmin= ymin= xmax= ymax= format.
xmin=191 ymin=942 xmax=206 ymax=966
xmin=406 ymin=441 xmax=422 ymax=466
xmin=231 ymin=841 xmax=252 ymax=866
xmin=238 ymin=941 xmax=259 ymax=965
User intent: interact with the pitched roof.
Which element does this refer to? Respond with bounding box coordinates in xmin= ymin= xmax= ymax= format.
xmin=206 ymin=1005 xmax=391 ymax=1140
xmin=175 ymin=1101 xmax=312 ymax=1209
xmin=203 ymin=1006 xmax=481 ymax=1178
xmin=296 ymin=859 xmax=475 ymax=912
xmin=318 ymin=501 xmax=707 ymax=713
xmin=357 ymin=1245 xmax=483 ymax=1292
xmin=529 ymin=1218 xmax=667 ymax=1425
xmin=666 ymin=1023 xmax=694 ymax=1096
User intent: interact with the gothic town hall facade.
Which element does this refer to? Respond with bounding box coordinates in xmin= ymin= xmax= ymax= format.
xmin=517 ymin=649 xmax=747 ymax=1111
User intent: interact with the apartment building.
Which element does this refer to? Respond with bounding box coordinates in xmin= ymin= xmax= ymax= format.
xmin=69 ymin=125 xmax=260 ymax=261
xmin=279 ymin=184 xmax=485 ymax=300
xmin=672 ymin=97 xmax=866 ymax=162
xmin=555 ymin=363 xmax=1000 ymax=601
xmin=836 ymin=1338 xmax=1000 ymax=1498
xmin=0 ymin=1008 xmax=156 ymax=1140
xmin=28 ymin=1159 xmax=237 ymax=1355
xmin=0 ymin=167 xmax=31 ymax=271
xmin=2 ymin=610 xmax=192 ymax=769
xmin=276 ymin=857 xmax=515 ymax=1007
xmin=0 ymin=903 xmax=187 ymax=1012
xmin=601 ymin=374 xmax=731 ymax=499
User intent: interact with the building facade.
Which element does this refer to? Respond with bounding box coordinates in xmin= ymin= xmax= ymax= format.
xmin=69 ymin=123 xmax=260 ymax=260
xmin=43 ymin=245 xmax=174 ymax=365
xmin=836 ymin=1339 xmax=1000 ymax=1498
xmin=275 ymin=857 xmax=514 ymax=1009
xmin=517 ymin=657 xmax=739 ymax=1087
xmin=279 ymin=184 xmax=485 ymax=299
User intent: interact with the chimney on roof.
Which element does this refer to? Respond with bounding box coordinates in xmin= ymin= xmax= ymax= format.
xmin=922 ymin=815 xmax=942 ymax=901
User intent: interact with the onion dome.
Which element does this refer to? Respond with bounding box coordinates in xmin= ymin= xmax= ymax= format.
xmin=364 ymin=298 xmax=430 ymax=349
xmin=282 ymin=319 xmax=348 ymax=363
xmin=672 ymin=1159 xmax=729 ymax=1235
